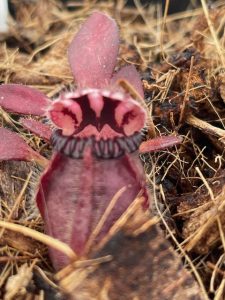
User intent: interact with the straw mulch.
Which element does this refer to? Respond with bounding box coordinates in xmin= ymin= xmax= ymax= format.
xmin=1 ymin=0 xmax=225 ymax=299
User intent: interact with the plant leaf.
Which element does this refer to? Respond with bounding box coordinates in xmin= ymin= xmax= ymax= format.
xmin=36 ymin=151 xmax=147 ymax=269
xmin=0 ymin=127 xmax=48 ymax=167
xmin=111 ymin=65 xmax=144 ymax=98
xmin=68 ymin=12 xmax=119 ymax=88
xmin=0 ymin=84 xmax=50 ymax=115
xmin=139 ymin=136 xmax=182 ymax=153
xmin=20 ymin=118 xmax=52 ymax=141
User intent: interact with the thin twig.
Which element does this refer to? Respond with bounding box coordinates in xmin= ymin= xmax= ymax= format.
xmin=200 ymin=0 xmax=225 ymax=66
xmin=0 ymin=220 xmax=76 ymax=260
xmin=178 ymin=56 xmax=194 ymax=126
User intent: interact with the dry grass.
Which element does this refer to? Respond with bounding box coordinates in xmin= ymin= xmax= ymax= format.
xmin=1 ymin=0 xmax=225 ymax=299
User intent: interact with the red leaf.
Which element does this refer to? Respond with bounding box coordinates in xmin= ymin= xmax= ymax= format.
xmin=111 ymin=65 xmax=144 ymax=98
xmin=0 ymin=84 xmax=50 ymax=115
xmin=36 ymin=150 xmax=148 ymax=269
xmin=68 ymin=12 xmax=119 ymax=88
xmin=139 ymin=136 xmax=182 ymax=153
xmin=20 ymin=118 xmax=52 ymax=141
xmin=0 ymin=127 xmax=48 ymax=166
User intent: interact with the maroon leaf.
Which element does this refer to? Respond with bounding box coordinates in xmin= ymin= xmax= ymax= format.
xmin=20 ymin=118 xmax=52 ymax=141
xmin=111 ymin=65 xmax=144 ymax=98
xmin=68 ymin=12 xmax=119 ymax=88
xmin=139 ymin=136 xmax=182 ymax=153
xmin=0 ymin=127 xmax=48 ymax=166
xmin=0 ymin=84 xmax=50 ymax=115
xmin=36 ymin=150 xmax=147 ymax=269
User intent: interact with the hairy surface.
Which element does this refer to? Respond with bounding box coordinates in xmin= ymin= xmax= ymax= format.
xmin=68 ymin=12 xmax=119 ymax=88
xmin=0 ymin=84 xmax=49 ymax=115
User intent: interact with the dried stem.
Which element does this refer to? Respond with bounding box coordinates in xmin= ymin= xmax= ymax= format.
xmin=200 ymin=0 xmax=225 ymax=67
xmin=186 ymin=114 xmax=225 ymax=142
xmin=0 ymin=220 xmax=77 ymax=260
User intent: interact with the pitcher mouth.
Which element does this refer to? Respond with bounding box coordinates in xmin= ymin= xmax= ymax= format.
xmin=50 ymin=129 xmax=143 ymax=159
xmin=47 ymin=88 xmax=146 ymax=139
